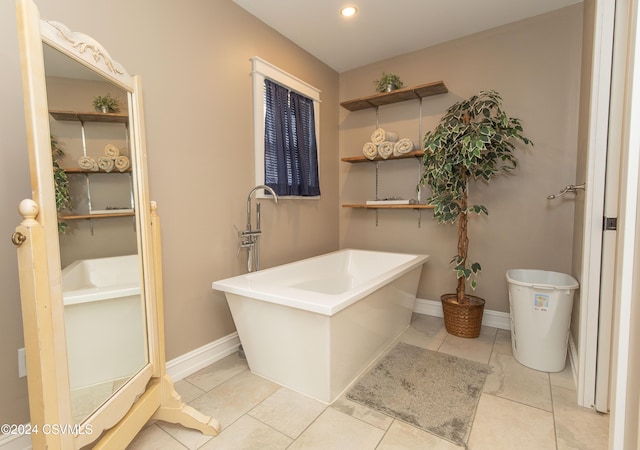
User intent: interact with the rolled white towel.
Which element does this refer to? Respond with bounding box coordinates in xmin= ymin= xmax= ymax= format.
xmin=393 ymin=138 xmax=416 ymax=156
xmin=362 ymin=142 xmax=378 ymax=160
xmin=78 ymin=156 xmax=98 ymax=171
xmin=371 ymin=128 xmax=399 ymax=144
xmin=98 ymin=156 xmax=115 ymax=172
xmin=378 ymin=141 xmax=394 ymax=159
xmin=115 ymin=155 xmax=130 ymax=172
xmin=104 ymin=144 xmax=120 ymax=159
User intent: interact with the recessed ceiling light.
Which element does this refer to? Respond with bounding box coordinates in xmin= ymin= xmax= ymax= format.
xmin=340 ymin=6 xmax=357 ymax=17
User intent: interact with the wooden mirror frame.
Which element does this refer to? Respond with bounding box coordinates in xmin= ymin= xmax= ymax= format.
xmin=14 ymin=0 xmax=219 ymax=447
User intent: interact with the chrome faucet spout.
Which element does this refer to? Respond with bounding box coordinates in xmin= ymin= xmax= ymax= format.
xmin=246 ymin=185 xmax=278 ymax=230
xmin=247 ymin=184 xmax=278 ymax=204
xmin=243 ymin=185 xmax=279 ymax=272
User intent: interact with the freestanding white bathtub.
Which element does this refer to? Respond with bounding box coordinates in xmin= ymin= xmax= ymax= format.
xmin=212 ymin=248 xmax=429 ymax=403
xmin=62 ymin=254 xmax=146 ymax=390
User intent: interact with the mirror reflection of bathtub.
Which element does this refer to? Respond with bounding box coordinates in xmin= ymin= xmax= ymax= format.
xmin=61 ymin=254 xmax=146 ymax=421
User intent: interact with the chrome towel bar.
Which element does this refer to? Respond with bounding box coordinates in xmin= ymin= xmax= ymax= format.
xmin=547 ymin=183 xmax=585 ymax=200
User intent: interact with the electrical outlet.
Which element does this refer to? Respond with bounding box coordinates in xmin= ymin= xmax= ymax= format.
xmin=18 ymin=348 xmax=27 ymax=378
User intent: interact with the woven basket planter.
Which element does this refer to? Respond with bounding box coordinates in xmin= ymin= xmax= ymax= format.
xmin=441 ymin=293 xmax=485 ymax=338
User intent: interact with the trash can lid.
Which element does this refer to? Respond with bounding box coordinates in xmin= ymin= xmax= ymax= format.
xmin=506 ymin=269 xmax=579 ymax=290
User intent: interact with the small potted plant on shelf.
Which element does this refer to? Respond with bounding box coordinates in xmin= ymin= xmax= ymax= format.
xmin=374 ymin=72 xmax=404 ymax=93
xmin=51 ymin=136 xmax=72 ymax=233
xmin=418 ymin=90 xmax=533 ymax=338
xmin=92 ymin=93 xmax=120 ymax=113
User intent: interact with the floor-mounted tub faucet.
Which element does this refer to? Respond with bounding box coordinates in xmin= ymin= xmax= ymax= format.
xmin=239 ymin=185 xmax=278 ymax=272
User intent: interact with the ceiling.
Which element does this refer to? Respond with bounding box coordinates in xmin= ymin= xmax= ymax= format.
xmin=233 ymin=0 xmax=582 ymax=73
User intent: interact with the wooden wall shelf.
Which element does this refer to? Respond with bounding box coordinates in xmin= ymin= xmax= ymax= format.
xmin=340 ymin=81 xmax=448 ymax=112
xmin=58 ymin=211 xmax=135 ymax=220
xmin=63 ymin=167 xmax=132 ymax=174
xmin=342 ymin=204 xmax=434 ymax=210
xmin=341 ymin=150 xmax=424 ymax=163
xmin=49 ymin=110 xmax=128 ymax=124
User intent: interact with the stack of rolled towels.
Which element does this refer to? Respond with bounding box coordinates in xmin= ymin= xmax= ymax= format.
xmin=362 ymin=128 xmax=416 ymax=160
xmin=77 ymin=144 xmax=130 ymax=172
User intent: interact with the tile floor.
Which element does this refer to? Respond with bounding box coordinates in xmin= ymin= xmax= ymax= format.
xmin=128 ymin=314 xmax=609 ymax=449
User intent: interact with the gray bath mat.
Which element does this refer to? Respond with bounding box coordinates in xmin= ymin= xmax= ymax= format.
xmin=346 ymin=342 xmax=489 ymax=446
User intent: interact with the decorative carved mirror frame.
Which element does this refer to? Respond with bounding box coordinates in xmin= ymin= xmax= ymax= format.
xmin=13 ymin=0 xmax=219 ymax=447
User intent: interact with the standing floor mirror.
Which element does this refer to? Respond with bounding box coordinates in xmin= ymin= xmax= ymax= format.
xmin=13 ymin=0 xmax=219 ymax=447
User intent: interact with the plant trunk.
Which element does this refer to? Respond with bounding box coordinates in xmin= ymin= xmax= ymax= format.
xmin=457 ymin=174 xmax=469 ymax=304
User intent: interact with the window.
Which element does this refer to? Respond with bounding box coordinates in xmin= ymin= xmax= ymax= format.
xmin=252 ymin=57 xmax=321 ymax=198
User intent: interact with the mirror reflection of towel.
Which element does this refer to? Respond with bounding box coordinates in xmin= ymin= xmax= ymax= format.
xmin=78 ymin=156 xmax=98 ymax=171
xmin=104 ymin=144 xmax=120 ymax=159
xmin=98 ymin=156 xmax=115 ymax=172
xmin=115 ymin=155 xmax=130 ymax=172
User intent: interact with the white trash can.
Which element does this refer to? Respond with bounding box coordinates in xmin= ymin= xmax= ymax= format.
xmin=506 ymin=269 xmax=579 ymax=372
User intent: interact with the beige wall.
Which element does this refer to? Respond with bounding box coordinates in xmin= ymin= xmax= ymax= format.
xmin=1 ymin=0 xmax=338 ymax=425
xmin=340 ymin=5 xmax=583 ymax=313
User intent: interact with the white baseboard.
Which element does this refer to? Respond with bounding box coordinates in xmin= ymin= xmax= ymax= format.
xmin=166 ymin=332 xmax=241 ymax=381
xmin=414 ymin=298 xmax=511 ymax=330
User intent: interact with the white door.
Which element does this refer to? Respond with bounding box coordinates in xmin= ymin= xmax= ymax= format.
xmin=594 ymin=0 xmax=630 ymax=412
xmin=577 ymin=0 xmax=616 ymax=411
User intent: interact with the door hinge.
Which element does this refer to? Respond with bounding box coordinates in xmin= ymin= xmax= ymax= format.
xmin=604 ymin=217 xmax=617 ymax=231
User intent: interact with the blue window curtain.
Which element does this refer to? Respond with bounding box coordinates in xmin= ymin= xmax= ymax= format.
xmin=264 ymin=79 xmax=320 ymax=196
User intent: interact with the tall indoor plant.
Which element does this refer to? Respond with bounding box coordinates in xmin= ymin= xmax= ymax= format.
xmin=419 ymin=90 xmax=532 ymax=337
